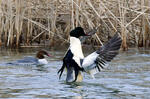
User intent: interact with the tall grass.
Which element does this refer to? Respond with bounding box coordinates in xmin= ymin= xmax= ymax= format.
xmin=0 ymin=0 xmax=149 ymax=49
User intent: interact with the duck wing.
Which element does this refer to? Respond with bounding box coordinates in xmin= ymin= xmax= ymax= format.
xmin=16 ymin=56 xmax=38 ymax=63
xmin=7 ymin=56 xmax=38 ymax=66
xmin=82 ymin=33 xmax=122 ymax=77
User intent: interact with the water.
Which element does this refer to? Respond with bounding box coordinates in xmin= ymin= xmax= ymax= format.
xmin=0 ymin=48 xmax=150 ymax=99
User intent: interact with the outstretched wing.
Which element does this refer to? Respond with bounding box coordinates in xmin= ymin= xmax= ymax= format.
xmin=82 ymin=33 xmax=122 ymax=77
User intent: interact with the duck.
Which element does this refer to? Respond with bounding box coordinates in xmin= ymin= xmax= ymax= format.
xmin=7 ymin=50 xmax=51 ymax=66
xmin=58 ymin=27 xmax=122 ymax=83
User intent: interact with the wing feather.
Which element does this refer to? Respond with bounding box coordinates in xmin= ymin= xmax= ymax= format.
xmin=95 ymin=33 xmax=122 ymax=71
xmin=82 ymin=33 xmax=122 ymax=77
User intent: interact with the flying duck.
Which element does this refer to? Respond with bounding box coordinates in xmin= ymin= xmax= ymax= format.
xmin=58 ymin=27 xmax=122 ymax=82
xmin=7 ymin=50 xmax=51 ymax=66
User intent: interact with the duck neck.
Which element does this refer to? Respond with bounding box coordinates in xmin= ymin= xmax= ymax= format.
xmin=70 ymin=37 xmax=84 ymax=59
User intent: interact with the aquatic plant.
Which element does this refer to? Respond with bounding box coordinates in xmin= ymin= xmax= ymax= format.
xmin=0 ymin=0 xmax=149 ymax=49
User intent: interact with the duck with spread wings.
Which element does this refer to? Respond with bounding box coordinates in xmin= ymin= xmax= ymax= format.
xmin=58 ymin=27 xmax=122 ymax=82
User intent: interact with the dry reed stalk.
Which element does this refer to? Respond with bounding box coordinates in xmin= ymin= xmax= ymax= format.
xmin=14 ymin=0 xmax=24 ymax=48
xmin=141 ymin=0 xmax=150 ymax=48
xmin=72 ymin=0 xmax=102 ymax=46
xmin=86 ymin=0 xmax=103 ymax=45
xmin=0 ymin=0 xmax=2 ymax=46
xmin=75 ymin=0 xmax=79 ymax=27
xmin=7 ymin=0 xmax=13 ymax=47
xmin=26 ymin=1 xmax=32 ymax=45
xmin=0 ymin=0 xmax=149 ymax=49
xmin=101 ymin=1 xmax=121 ymax=25
xmin=118 ymin=0 xmax=128 ymax=51
xmin=2 ymin=0 xmax=9 ymax=46
xmin=49 ymin=0 xmax=58 ymax=46
xmin=47 ymin=0 xmax=51 ymax=45
xmin=71 ymin=0 xmax=75 ymax=29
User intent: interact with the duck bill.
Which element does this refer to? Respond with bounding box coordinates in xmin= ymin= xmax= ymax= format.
xmin=47 ymin=54 xmax=53 ymax=57
xmin=66 ymin=67 xmax=75 ymax=83
xmin=85 ymin=33 xmax=91 ymax=36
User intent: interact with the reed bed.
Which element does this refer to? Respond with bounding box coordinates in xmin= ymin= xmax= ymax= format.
xmin=0 ymin=0 xmax=149 ymax=50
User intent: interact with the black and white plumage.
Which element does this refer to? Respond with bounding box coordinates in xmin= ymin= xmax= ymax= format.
xmin=58 ymin=27 xmax=122 ymax=82
xmin=82 ymin=34 xmax=122 ymax=77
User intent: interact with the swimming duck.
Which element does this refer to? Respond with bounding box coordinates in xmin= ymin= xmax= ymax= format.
xmin=58 ymin=27 xmax=122 ymax=82
xmin=7 ymin=50 xmax=51 ymax=66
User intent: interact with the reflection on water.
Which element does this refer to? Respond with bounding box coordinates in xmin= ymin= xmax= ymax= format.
xmin=0 ymin=48 xmax=150 ymax=98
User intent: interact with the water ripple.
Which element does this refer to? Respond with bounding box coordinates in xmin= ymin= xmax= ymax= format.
xmin=0 ymin=49 xmax=150 ymax=98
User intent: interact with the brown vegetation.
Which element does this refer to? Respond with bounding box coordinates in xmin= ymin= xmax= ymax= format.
xmin=0 ymin=0 xmax=150 ymax=49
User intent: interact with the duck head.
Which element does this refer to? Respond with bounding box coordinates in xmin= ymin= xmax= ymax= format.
xmin=70 ymin=27 xmax=89 ymax=38
xmin=36 ymin=50 xmax=51 ymax=59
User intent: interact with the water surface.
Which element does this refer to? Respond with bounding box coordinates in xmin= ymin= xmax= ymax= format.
xmin=0 ymin=48 xmax=150 ymax=98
